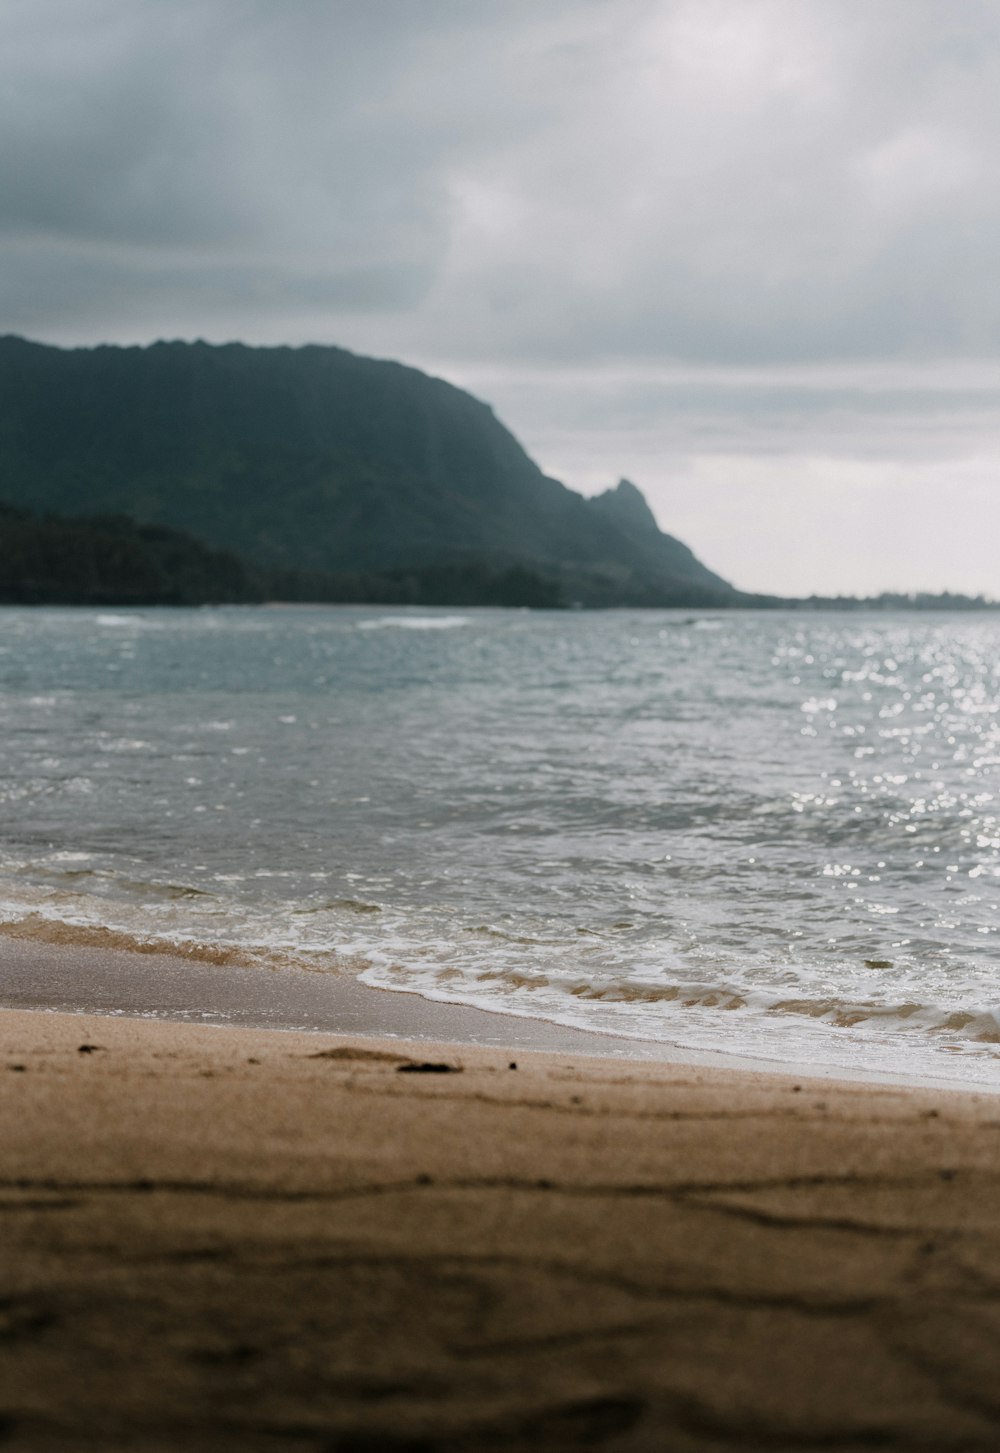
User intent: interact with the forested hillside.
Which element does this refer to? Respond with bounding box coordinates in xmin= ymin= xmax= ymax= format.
xmin=0 ymin=336 xmax=735 ymax=606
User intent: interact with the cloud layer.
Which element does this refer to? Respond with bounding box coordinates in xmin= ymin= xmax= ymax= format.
xmin=2 ymin=0 xmax=999 ymax=592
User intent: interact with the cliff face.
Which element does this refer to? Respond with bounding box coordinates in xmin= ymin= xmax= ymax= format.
xmin=0 ymin=336 xmax=734 ymax=604
xmin=584 ymin=479 xmax=722 ymax=591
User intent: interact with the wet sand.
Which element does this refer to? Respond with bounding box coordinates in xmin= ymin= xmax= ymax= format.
xmin=3 ymin=1006 xmax=1000 ymax=1451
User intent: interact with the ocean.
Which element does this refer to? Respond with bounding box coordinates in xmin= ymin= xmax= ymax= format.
xmin=1 ymin=603 xmax=998 ymax=1087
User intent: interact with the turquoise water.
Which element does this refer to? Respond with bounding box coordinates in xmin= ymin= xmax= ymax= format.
xmin=0 ymin=604 xmax=998 ymax=1085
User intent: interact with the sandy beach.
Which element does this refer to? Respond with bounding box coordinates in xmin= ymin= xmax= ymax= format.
xmin=3 ymin=999 xmax=1000 ymax=1451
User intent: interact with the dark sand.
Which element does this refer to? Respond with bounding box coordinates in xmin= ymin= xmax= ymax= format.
xmin=3 ymin=995 xmax=1000 ymax=1451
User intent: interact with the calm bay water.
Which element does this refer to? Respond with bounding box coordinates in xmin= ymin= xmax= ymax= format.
xmin=0 ymin=604 xmax=998 ymax=1086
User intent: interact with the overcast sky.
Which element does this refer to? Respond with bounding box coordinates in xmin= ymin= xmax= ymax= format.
xmin=3 ymin=0 xmax=1000 ymax=595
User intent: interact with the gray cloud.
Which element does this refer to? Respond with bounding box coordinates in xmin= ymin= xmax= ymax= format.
xmin=9 ymin=0 xmax=999 ymax=363
xmin=0 ymin=0 xmax=598 ymax=332
xmin=2 ymin=0 xmax=999 ymax=592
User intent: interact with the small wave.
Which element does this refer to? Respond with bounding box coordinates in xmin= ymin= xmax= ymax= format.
xmin=0 ymin=915 xmax=259 ymax=966
xmin=356 ymin=616 xmax=472 ymax=631
xmin=470 ymin=924 xmax=572 ymax=946
xmin=95 ymin=613 xmax=146 ymax=627
xmin=113 ymin=878 xmax=217 ymax=902
xmin=0 ymin=912 xmax=369 ymax=978
xmin=768 ymin=996 xmax=1000 ymax=1043
xmin=7 ymin=867 xmax=215 ymax=902
xmin=292 ymin=898 xmax=382 ymax=916
xmin=363 ymin=956 xmax=1000 ymax=1055
xmin=569 ymin=979 xmax=748 ymax=1011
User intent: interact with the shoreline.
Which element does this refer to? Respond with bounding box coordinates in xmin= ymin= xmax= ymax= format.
xmin=2 ymin=932 xmax=997 ymax=1095
xmin=3 ymin=1002 xmax=1000 ymax=1450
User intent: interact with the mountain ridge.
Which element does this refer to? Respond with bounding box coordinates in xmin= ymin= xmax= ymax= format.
xmin=0 ymin=334 xmax=734 ymax=606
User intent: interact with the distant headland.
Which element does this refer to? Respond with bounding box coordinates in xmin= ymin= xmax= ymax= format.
xmin=0 ymin=336 xmax=992 ymax=609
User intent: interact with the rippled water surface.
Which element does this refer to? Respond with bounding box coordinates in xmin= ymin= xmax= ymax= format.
xmin=1 ymin=604 xmax=998 ymax=1085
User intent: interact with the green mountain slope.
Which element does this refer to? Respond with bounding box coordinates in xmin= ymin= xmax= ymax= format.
xmin=0 ymin=335 xmax=734 ymax=604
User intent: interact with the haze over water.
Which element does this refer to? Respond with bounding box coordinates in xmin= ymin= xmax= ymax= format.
xmin=0 ymin=604 xmax=998 ymax=1087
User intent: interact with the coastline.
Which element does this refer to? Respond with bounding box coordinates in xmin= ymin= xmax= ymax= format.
xmin=2 ymin=931 xmax=997 ymax=1094
xmin=4 ymin=980 xmax=1000 ymax=1447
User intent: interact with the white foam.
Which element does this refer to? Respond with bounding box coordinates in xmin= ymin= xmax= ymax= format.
xmin=356 ymin=616 xmax=472 ymax=631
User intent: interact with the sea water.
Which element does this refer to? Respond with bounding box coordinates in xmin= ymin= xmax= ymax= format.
xmin=0 ymin=604 xmax=997 ymax=1087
